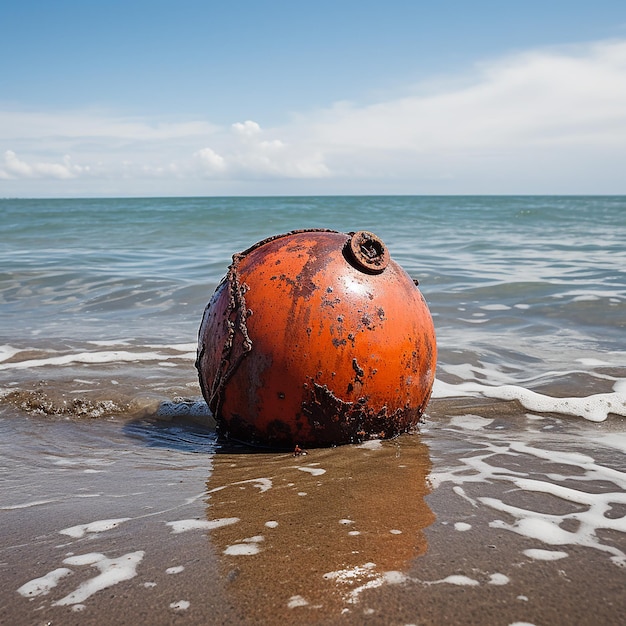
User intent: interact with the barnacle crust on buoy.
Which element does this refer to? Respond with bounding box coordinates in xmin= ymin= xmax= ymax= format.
xmin=196 ymin=229 xmax=436 ymax=447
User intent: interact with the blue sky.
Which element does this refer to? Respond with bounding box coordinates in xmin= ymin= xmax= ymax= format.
xmin=1 ymin=1 xmax=626 ymax=196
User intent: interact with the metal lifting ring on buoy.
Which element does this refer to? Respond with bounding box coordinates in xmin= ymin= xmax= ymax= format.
xmin=346 ymin=230 xmax=390 ymax=274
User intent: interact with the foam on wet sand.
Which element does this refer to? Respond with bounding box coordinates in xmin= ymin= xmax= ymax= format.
xmin=3 ymin=396 xmax=625 ymax=625
xmin=53 ymin=551 xmax=145 ymax=607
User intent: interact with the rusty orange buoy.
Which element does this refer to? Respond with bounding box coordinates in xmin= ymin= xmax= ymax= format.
xmin=196 ymin=229 xmax=436 ymax=447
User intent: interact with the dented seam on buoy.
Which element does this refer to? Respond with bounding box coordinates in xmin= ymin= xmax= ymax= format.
xmin=206 ymin=258 xmax=252 ymax=415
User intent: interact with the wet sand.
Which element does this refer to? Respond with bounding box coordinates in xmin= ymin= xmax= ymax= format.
xmin=1 ymin=397 xmax=625 ymax=625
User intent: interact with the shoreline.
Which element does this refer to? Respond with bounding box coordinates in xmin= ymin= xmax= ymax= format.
xmin=2 ymin=399 xmax=625 ymax=625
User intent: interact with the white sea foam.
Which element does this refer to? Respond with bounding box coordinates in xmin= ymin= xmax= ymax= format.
xmin=166 ymin=517 xmax=239 ymax=534
xmin=294 ymin=466 xmax=326 ymax=476
xmin=577 ymin=358 xmax=610 ymax=367
xmin=523 ymin=549 xmax=568 ymax=561
xmin=0 ymin=344 xmax=23 ymax=362
xmin=226 ymin=477 xmax=272 ymax=493
xmin=59 ymin=518 xmax=131 ymax=538
xmin=0 ymin=349 xmax=196 ymax=371
xmin=573 ymin=295 xmax=601 ymax=301
xmin=169 ymin=600 xmax=190 ymax=610
xmin=147 ymin=342 xmax=198 ymax=352
xmin=323 ymin=563 xmax=406 ymax=604
xmin=224 ymin=543 xmax=261 ymax=555
xmin=615 ymin=379 xmax=626 ymax=394
xmin=590 ymin=432 xmax=626 ymax=453
xmin=383 ymin=571 xmax=407 ymax=585
xmin=449 ymin=415 xmax=494 ymax=430
xmin=432 ymin=575 xmax=480 ymax=586
xmin=479 ymin=304 xmax=511 ymax=310
xmin=488 ymin=573 xmax=510 ymax=585
xmin=352 ymin=572 xmax=405 ymax=603
xmin=432 ymin=379 xmax=626 ymax=422
xmin=52 ymin=551 xmax=144 ymax=606
xmin=287 ymin=595 xmax=309 ymax=608
xmin=17 ymin=567 xmax=72 ymax=597
xmin=324 ymin=563 xmax=376 ymax=581
xmin=2 ymin=498 xmax=57 ymax=510
xmin=325 ymin=567 xmax=503 ymax=599
xmin=430 ymin=436 xmax=626 ymax=567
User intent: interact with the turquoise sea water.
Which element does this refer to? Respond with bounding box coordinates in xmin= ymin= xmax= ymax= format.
xmin=1 ymin=196 xmax=625 ymax=624
xmin=1 ymin=195 xmax=624 ymax=415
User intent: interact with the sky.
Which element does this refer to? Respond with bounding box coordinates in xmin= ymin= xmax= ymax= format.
xmin=1 ymin=1 xmax=626 ymax=197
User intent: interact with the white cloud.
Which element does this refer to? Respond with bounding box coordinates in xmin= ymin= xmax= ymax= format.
xmin=0 ymin=111 xmax=218 ymax=142
xmin=232 ymin=120 xmax=261 ymax=136
xmin=192 ymin=122 xmax=329 ymax=179
xmin=276 ymin=38 xmax=626 ymax=192
xmin=305 ymin=40 xmax=626 ymax=156
xmin=1 ymin=39 xmax=626 ymax=195
xmin=0 ymin=150 xmax=88 ymax=180
xmin=194 ymin=147 xmax=226 ymax=174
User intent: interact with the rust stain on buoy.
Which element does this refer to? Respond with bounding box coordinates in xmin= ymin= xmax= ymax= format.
xmin=196 ymin=229 xmax=437 ymax=447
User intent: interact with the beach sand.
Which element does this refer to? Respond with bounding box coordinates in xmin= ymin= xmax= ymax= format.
xmin=1 ymin=396 xmax=625 ymax=625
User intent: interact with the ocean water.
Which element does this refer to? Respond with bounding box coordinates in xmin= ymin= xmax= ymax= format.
xmin=1 ymin=196 xmax=624 ymax=421
xmin=1 ymin=196 xmax=625 ymax=624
